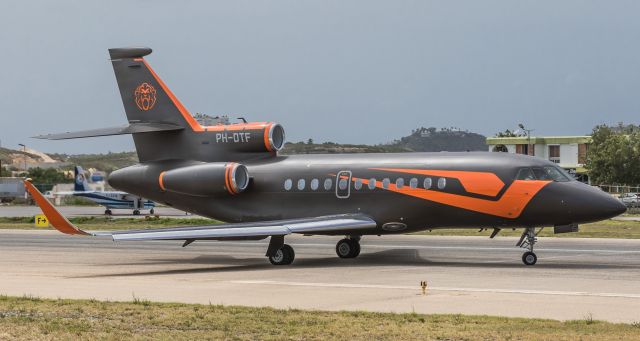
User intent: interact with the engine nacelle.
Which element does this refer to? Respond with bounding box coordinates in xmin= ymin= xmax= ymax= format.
xmin=159 ymin=162 xmax=249 ymax=196
xmin=206 ymin=122 xmax=285 ymax=153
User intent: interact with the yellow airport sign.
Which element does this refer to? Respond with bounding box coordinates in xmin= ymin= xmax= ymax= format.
xmin=34 ymin=214 xmax=49 ymax=228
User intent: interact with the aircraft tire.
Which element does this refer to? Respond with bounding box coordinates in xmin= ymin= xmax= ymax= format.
xmin=105 ymin=209 xmax=112 ymax=215
xmin=522 ymin=251 xmax=537 ymax=266
xmin=336 ymin=239 xmax=360 ymax=258
xmin=269 ymin=244 xmax=295 ymax=265
xmin=133 ymin=210 xmax=140 ymax=216
xmin=150 ymin=208 xmax=155 ymax=215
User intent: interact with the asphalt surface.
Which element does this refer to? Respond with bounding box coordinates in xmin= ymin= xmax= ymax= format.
xmin=0 ymin=229 xmax=638 ymax=323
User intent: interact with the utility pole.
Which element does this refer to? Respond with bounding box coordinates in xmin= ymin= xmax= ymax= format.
xmin=18 ymin=143 xmax=26 ymax=174
xmin=518 ymin=124 xmax=534 ymax=156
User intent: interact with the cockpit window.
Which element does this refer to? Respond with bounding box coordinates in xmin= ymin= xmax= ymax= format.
xmin=531 ymin=167 xmax=572 ymax=182
xmin=516 ymin=168 xmax=536 ymax=180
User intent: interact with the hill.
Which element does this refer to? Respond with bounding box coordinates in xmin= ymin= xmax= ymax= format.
xmin=1 ymin=127 xmax=487 ymax=173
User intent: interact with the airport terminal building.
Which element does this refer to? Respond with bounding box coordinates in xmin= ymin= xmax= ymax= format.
xmin=486 ymin=136 xmax=591 ymax=182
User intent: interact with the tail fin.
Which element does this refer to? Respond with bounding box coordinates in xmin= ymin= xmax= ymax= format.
xmin=109 ymin=48 xmax=200 ymax=130
xmin=110 ymin=47 xmax=211 ymax=162
xmin=74 ymin=166 xmax=90 ymax=192
xmin=109 ymin=47 xmax=281 ymax=163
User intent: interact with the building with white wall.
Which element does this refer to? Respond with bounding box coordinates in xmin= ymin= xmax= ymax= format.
xmin=486 ymin=136 xmax=591 ymax=181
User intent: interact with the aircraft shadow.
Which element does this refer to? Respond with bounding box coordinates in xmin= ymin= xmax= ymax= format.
xmin=71 ymin=248 xmax=638 ymax=279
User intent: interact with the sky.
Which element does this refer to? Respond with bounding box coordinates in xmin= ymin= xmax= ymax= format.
xmin=1 ymin=1 xmax=639 ymax=154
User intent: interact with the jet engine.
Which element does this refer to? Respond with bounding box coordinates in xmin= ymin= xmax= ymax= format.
xmin=207 ymin=122 xmax=286 ymax=154
xmin=159 ymin=162 xmax=249 ymax=196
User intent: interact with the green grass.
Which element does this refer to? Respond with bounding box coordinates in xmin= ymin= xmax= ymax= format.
xmin=414 ymin=219 xmax=640 ymax=239
xmin=0 ymin=296 xmax=637 ymax=340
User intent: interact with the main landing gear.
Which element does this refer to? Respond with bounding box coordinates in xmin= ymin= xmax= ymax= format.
xmin=268 ymin=244 xmax=295 ymax=265
xmin=104 ymin=209 xmax=112 ymax=215
xmin=265 ymin=235 xmax=363 ymax=265
xmin=336 ymin=236 xmax=361 ymax=259
xmin=517 ymin=227 xmax=542 ymax=266
xmin=133 ymin=209 xmax=141 ymax=216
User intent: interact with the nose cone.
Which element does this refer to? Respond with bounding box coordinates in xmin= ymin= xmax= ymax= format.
xmin=560 ymin=182 xmax=626 ymax=223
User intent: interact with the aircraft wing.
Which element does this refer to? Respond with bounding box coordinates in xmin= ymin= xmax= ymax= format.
xmin=24 ymin=179 xmax=376 ymax=241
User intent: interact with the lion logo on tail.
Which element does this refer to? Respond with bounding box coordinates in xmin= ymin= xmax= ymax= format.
xmin=134 ymin=83 xmax=157 ymax=111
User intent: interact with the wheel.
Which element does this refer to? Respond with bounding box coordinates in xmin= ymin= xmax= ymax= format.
xmin=269 ymin=244 xmax=295 ymax=265
xmin=336 ymin=238 xmax=360 ymax=258
xmin=150 ymin=208 xmax=155 ymax=215
xmin=104 ymin=209 xmax=112 ymax=215
xmin=133 ymin=210 xmax=140 ymax=215
xmin=522 ymin=251 xmax=537 ymax=266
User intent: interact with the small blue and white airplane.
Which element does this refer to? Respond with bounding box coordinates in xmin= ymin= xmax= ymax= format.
xmin=60 ymin=166 xmax=155 ymax=215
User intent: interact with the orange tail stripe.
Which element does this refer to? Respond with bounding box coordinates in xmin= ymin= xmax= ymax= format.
xmin=23 ymin=181 xmax=88 ymax=235
xmin=370 ymin=168 xmax=505 ymax=197
xmin=141 ymin=58 xmax=272 ymax=133
xmin=354 ymin=177 xmax=549 ymax=219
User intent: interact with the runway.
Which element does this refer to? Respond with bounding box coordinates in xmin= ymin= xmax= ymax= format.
xmin=1 ymin=230 xmax=639 ymax=323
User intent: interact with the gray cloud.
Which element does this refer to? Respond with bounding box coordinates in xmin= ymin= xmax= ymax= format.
xmin=1 ymin=0 xmax=639 ymax=153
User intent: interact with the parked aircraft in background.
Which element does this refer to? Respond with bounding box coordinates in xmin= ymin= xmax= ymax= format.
xmin=29 ymin=47 xmax=626 ymax=266
xmin=56 ymin=166 xmax=155 ymax=215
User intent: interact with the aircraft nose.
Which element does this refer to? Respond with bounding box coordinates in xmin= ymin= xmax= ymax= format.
xmin=568 ymin=182 xmax=626 ymax=222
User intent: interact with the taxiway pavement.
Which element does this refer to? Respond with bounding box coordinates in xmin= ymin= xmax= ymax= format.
xmin=0 ymin=230 xmax=638 ymax=323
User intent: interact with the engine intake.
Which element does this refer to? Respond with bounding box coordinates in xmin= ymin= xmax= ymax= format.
xmin=159 ymin=162 xmax=249 ymax=196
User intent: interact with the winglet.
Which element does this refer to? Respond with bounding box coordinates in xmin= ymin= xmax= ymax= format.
xmin=23 ymin=179 xmax=89 ymax=235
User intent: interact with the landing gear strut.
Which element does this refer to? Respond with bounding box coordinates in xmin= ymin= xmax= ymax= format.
xmin=336 ymin=236 xmax=361 ymax=259
xmin=517 ymin=227 xmax=542 ymax=266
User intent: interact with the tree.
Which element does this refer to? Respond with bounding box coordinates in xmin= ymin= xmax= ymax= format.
xmin=586 ymin=124 xmax=640 ymax=185
xmin=494 ymin=129 xmax=524 ymax=138
xmin=25 ymin=167 xmax=72 ymax=184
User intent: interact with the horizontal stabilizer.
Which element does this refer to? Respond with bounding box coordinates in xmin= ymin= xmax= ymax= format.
xmin=32 ymin=122 xmax=184 ymax=140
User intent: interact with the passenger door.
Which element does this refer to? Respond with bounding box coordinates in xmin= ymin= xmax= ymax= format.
xmin=336 ymin=170 xmax=352 ymax=199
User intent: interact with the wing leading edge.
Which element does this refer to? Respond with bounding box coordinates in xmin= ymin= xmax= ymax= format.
xmin=23 ymin=180 xmax=377 ymax=241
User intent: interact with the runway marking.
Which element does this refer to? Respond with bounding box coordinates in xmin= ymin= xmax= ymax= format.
xmin=231 ymin=280 xmax=640 ymax=299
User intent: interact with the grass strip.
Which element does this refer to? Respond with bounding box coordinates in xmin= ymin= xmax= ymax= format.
xmin=0 ymin=295 xmax=638 ymax=340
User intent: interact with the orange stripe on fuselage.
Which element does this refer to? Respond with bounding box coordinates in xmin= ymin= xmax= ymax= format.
xmin=370 ymin=168 xmax=505 ymax=197
xmin=354 ymin=177 xmax=549 ymax=219
xmin=140 ymin=58 xmax=272 ymax=133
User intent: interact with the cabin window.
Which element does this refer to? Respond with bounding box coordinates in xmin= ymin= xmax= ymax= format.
xmin=297 ymin=179 xmax=306 ymax=190
xmin=409 ymin=178 xmax=418 ymax=189
xmin=354 ymin=179 xmax=363 ymax=190
xmin=339 ymin=178 xmax=348 ymax=190
xmin=382 ymin=178 xmax=390 ymax=189
xmin=324 ymin=178 xmax=333 ymax=190
xmin=284 ymin=179 xmax=292 ymax=191
xmin=437 ymin=178 xmax=446 ymax=189
xmin=424 ymin=178 xmax=432 ymax=189
xmin=368 ymin=178 xmax=377 ymax=190
xmin=396 ymin=178 xmax=405 ymax=189
xmin=516 ymin=168 xmax=536 ymax=181
xmin=310 ymin=179 xmax=319 ymax=191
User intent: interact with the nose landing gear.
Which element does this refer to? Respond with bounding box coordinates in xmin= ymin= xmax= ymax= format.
xmin=517 ymin=227 xmax=542 ymax=265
